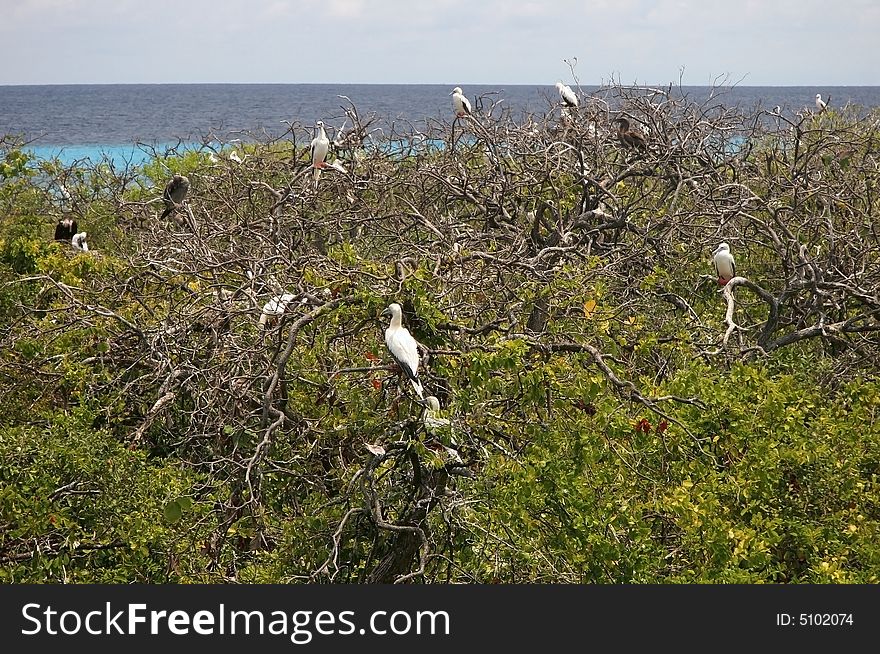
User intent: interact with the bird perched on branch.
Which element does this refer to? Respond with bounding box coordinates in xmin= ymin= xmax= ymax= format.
xmin=614 ymin=117 xmax=647 ymax=150
xmin=160 ymin=174 xmax=190 ymax=221
xmin=310 ymin=120 xmax=330 ymax=185
xmin=54 ymin=215 xmax=77 ymax=242
xmin=423 ymin=396 xmax=453 ymax=436
xmin=71 ymin=231 xmax=89 ymax=252
xmin=712 ymin=242 xmax=736 ymax=285
xmin=260 ymin=293 xmax=296 ymax=329
xmin=450 ymin=87 xmax=472 ymax=118
xmin=381 ymin=302 xmax=424 ymax=399
xmin=555 ymin=81 xmax=579 ymax=110
xmin=815 ymin=93 xmax=829 ymax=113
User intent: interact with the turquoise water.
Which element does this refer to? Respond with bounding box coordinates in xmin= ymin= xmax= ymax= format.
xmin=23 ymin=142 xmax=212 ymax=169
xmin=21 ymin=138 xmax=453 ymax=168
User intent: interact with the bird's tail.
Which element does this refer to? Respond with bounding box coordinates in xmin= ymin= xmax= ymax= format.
xmin=313 ymin=166 xmax=322 ymax=187
xmin=410 ymin=377 xmax=424 ymax=399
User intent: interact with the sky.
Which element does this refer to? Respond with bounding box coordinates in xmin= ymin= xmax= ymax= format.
xmin=1 ymin=0 xmax=878 ymax=86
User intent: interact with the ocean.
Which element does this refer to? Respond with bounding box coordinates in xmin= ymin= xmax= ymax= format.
xmin=2 ymin=84 xmax=880 ymax=167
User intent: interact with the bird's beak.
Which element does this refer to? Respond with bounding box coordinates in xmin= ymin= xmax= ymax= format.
xmin=380 ymin=308 xmax=391 ymax=318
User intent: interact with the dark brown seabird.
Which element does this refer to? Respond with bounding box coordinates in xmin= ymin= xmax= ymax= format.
xmin=160 ymin=174 xmax=190 ymax=220
xmin=54 ymin=215 xmax=78 ymax=242
xmin=614 ymin=117 xmax=647 ymax=150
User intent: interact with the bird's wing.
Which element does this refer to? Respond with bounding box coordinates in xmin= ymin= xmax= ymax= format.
xmin=387 ymin=327 xmax=420 ymax=382
xmin=310 ymin=136 xmax=328 ymax=163
xmin=461 ymin=95 xmax=472 ymax=114
xmin=715 ymin=253 xmax=735 ymax=278
xmin=163 ymin=180 xmax=175 ymax=203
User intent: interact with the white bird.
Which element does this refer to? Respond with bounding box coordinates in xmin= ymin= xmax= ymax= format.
xmin=423 ymin=395 xmax=451 ymax=431
xmin=260 ymin=292 xmax=295 ymax=328
xmin=815 ymin=93 xmax=828 ymax=113
xmin=450 ymin=87 xmax=472 ymax=118
xmin=712 ymin=242 xmax=736 ymax=286
xmin=555 ymin=81 xmax=579 ymax=109
xmin=71 ymin=231 xmax=89 ymax=252
xmin=310 ymin=120 xmax=330 ymax=184
xmin=381 ymin=302 xmax=423 ymax=399
xmin=228 ymin=151 xmax=244 ymax=164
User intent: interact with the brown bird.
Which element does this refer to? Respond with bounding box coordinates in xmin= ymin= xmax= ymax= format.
xmin=54 ymin=215 xmax=78 ymax=242
xmin=614 ymin=117 xmax=647 ymax=150
xmin=160 ymin=174 xmax=190 ymax=220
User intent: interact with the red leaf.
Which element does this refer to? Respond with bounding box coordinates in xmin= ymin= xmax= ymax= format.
xmin=365 ymin=351 xmax=379 ymax=362
xmin=371 ymin=378 xmax=382 ymax=391
xmin=634 ymin=418 xmax=652 ymax=433
xmin=657 ymin=420 xmax=669 ymax=434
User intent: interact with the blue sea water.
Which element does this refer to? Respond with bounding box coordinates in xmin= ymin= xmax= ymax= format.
xmin=2 ymin=84 xmax=880 ymax=167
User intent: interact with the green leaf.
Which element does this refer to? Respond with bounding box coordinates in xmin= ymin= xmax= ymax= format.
xmin=163 ymin=501 xmax=182 ymax=523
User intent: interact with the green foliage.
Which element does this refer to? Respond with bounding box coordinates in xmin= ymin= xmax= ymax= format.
xmin=0 ymin=410 xmax=214 ymax=582
xmin=2 ymin=100 xmax=879 ymax=584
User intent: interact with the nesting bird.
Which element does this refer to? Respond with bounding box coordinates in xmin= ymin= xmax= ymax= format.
xmin=712 ymin=242 xmax=736 ymax=285
xmin=555 ymin=81 xmax=579 ymax=109
xmin=423 ymin=395 xmax=451 ymax=432
xmin=614 ymin=117 xmax=647 ymax=150
xmin=71 ymin=231 xmax=89 ymax=252
xmin=450 ymin=87 xmax=472 ymax=118
xmin=310 ymin=120 xmax=330 ymax=184
xmin=260 ymin=293 xmax=296 ymax=328
xmin=160 ymin=174 xmax=190 ymax=221
xmin=381 ymin=302 xmax=424 ymax=399
xmin=54 ymin=216 xmax=78 ymax=242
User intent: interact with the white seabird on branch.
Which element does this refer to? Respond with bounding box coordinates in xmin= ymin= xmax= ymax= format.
xmin=555 ymin=81 xmax=579 ymax=109
xmin=451 ymin=87 xmax=472 ymax=118
xmin=712 ymin=242 xmax=736 ymax=286
xmin=71 ymin=231 xmax=89 ymax=252
xmin=815 ymin=93 xmax=828 ymax=113
xmin=310 ymin=120 xmax=330 ymax=184
xmin=381 ymin=302 xmax=424 ymax=399
xmin=260 ymin=292 xmax=296 ymax=328
xmin=423 ymin=395 xmax=451 ymax=431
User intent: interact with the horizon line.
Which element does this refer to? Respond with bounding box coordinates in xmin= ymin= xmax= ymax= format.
xmin=3 ymin=82 xmax=878 ymax=88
